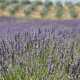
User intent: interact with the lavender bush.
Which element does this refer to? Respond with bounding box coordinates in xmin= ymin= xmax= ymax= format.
xmin=0 ymin=18 xmax=80 ymax=80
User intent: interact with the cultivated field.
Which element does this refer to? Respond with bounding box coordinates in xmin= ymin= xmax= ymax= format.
xmin=0 ymin=17 xmax=80 ymax=80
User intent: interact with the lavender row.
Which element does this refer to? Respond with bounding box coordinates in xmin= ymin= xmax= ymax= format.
xmin=0 ymin=20 xmax=80 ymax=79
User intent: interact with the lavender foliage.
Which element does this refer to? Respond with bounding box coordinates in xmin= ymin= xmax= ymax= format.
xmin=0 ymin=18 xmax=80 ymax=79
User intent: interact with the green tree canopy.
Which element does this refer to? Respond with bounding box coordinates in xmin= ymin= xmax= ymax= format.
xmin=55 ymin=1 xmax=64 ymax=18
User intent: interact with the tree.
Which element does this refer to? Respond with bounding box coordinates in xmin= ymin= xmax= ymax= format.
xmin=10 ymin=0 xmax=19 ymax=4
xmin=67 ymin=2 xmax=78 ymax=18
xmin=24 ymin=6 xmax=32 ymax=16
xmin=20 ymin=0 xmax=32 ymax=16
xmin=76 ymin=2 xmax=80 ymax=7
xmin=21 ymin=0 xmax=31 ymax=5
xmin=55 ymin=1 xmax=64 ymax=18
xmin=0 ymin=3 xmax=7 ymax=10
xmin=9 ymin=7 xmax=16 ymax=15
xmin=0 ymin=0 xmax=6 ymax=3
xmin=46 ymin=1 xmax=53 ymax=10
xmin=69 ymin=7 xmax=78 ymax=18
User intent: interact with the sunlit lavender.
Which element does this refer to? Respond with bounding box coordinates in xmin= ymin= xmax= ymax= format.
xmin=0 ymin=18 xmax=80 ymax=80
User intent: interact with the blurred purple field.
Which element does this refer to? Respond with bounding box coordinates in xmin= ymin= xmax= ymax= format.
xmin=0 ymin=17 xmax=80 ymax=38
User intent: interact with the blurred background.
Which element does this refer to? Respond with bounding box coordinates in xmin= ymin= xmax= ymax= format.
xmin=0 ymin=0 xmax=80 ymax=19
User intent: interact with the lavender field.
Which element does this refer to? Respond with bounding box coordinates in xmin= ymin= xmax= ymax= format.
xmin=0 ymin=17 xmax=80 ymax=80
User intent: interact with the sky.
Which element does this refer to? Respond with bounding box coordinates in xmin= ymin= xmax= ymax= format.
xmin=50 ymin=0 xmax=80 ymax=3
xmin=30 ymin=0 xmax=80 ymax=4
